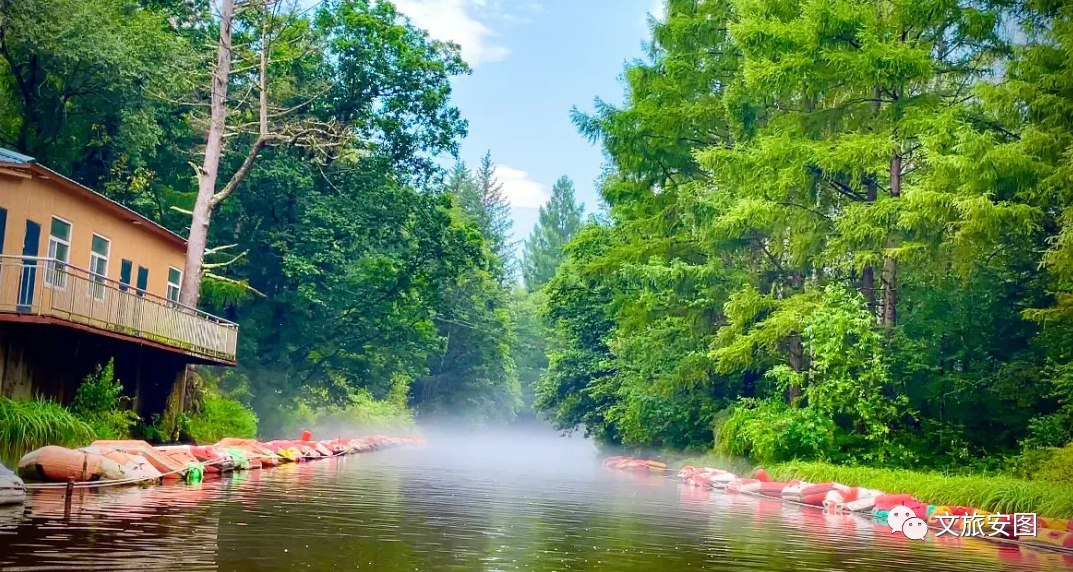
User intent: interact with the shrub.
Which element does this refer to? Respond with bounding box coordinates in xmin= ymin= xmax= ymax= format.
xmin=187 ymin=394 xmax=258 ymax=443
xmin=715 ymin=398 xmax=836 ymax=464
xmin=1034 ymin=444 xmax=1073 ymax=484
xmin=70 ymin=359 xmax=139 ymax=439
xmin=269 ymin=377 xmax=416 ymax=438
xmin=304 ymin=380 xmax=415 ymax=435
xmin=0 ymin=398 xmax=95 ymax=465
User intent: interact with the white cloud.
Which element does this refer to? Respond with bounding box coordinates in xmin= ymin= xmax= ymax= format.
xmin=649 ymin=0 xmax=666 ymax=20
xmin=497 ymin=166 xmax=549 ymax=209
xmin=392 ymin=0 xmax=510 ymax=67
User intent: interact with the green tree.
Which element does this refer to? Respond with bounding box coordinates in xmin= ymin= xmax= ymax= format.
xmin=456 ymin=151 xmax=514 ymax=279
xmin=0 ymin=0 xmax=194 ymax=190
xmin=522 ymin=176 xmax=584 ymax=291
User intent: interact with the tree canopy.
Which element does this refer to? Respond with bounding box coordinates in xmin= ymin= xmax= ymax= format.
xmin=522 ymin=176 xmax=584 ymax=291
xmin=535 ymin=0 xmax=1073 ymax=465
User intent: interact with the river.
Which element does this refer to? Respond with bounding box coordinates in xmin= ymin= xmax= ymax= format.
xmin=0 ymin=430 xmax=1069 ymax=571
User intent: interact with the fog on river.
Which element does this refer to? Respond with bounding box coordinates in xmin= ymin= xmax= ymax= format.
xmin=0 ymin=427 xmax=1067 ymax=571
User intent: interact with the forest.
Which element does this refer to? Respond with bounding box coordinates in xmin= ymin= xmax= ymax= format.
xmin=536 ymin=0 xmax=1073 ymax=477
xmin=1 ymin=0 xmax=1072 ymax=480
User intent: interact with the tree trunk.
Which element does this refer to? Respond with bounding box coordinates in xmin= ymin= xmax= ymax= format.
xmin=882 ymin=153 xmax=902 ymax=327
xmin=861 ymin=88 xmax=881 ymax=317
xmin=179 ymin=0 xmax=234 ymax=309
xmin=787 ymin=270 xmax=805 ymax=404
xmin=861 ymin=176 xmax=878 ymax=315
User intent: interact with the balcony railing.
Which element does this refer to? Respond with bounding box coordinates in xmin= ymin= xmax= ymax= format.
xmin=0 ymin=255 xmax=238 ymax=363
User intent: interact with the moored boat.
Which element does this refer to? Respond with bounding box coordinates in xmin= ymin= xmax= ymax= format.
xmin=215 ymin=439 xmax=282 ymax=466
xmin=92 ymin=440 xmax=188 ymax=479
xmin=0 ymin=463 xmax=26 ymax=505
xmin=18 ymin=446 xmax=125 ymax=482
xmin=160 ymin=442 xmax=234 ymax=472
xmin=80 ymin=446 xmax=163 ymax=481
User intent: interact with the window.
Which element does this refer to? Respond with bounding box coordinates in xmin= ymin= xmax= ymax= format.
xmin=17 ymin=219 xmax=40 ymax=310
xmin=119 ymin=260 xmax=133 ymax=292
xmin=136 ymin=266 xmax=149 ymax=296
xmin=44 ymin=217 xmax=71 ymax=289
xmin=89 ymin=233 xmax=110 ymax=300
xmin=167 ymin=267 xmax=182 ymax=303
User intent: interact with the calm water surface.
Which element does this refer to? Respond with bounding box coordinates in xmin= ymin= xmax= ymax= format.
xmin=1 ymin=431 xmax=1070 ymax=571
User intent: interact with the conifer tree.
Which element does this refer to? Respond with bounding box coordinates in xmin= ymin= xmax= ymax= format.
xmin=704 ymin=0 xmax=1013 ymax=330
xmin=522 ymin=176 xmax=584 ymax=291
xmin=455 ymin=151 xmax=515 ymax=279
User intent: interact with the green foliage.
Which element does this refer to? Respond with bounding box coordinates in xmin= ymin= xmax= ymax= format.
xmin=0 ymin=398 xmax=95 ymax=466
xmin=510 ymin=290 xmax=550 ymax=417
xmin=0 ymin=0 xmax=195 ymax=192
xmin=69 ymin=359 xmax=139 ymax=440
xmin=187 ymin=393 xmax=259 ymax=444
xmin=522 ymin=176 xmax=584 ymax=291
xmin=1035 ymin=444 xmax=1073 ymax=484
xmin=715 ymin=399 xmax=836 ymax=464
xmin=767 ymin=462 xmax=1073 ymax=520
xmin=532 ymin=0 xmax=1073 ymax=475
xmin=296 ymin=377 xmax=415 ymax=435
xmin=451 ymin=152 xmax=515 ymax=279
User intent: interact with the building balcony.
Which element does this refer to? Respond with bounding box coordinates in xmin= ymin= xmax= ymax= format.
xmin=0 ymin=255 xmax=237 ymax=365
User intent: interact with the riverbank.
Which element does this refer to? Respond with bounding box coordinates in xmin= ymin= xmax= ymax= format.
xmin=765 ymin=461 xmax=1073 ymax=520
xmin=659 ymin=451 xmax=1073 ymax=520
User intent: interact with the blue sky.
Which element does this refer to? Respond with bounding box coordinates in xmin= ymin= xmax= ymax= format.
xmin=392 ymin=0 xmax=662 ymax=245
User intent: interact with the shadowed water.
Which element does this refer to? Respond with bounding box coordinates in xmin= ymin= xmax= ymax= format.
xmin=0 ymin=430 xmax=1070 ymax=571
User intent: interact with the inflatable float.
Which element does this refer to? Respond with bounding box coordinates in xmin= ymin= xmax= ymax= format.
xmin=665 ymin=462 xmax=1073 ymax=556
xmin=18 ymin=446 xmax=125 ymax=482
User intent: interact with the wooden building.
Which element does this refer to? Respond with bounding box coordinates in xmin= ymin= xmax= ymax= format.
xmin=0 ymin=147 xmax=237 ymax=417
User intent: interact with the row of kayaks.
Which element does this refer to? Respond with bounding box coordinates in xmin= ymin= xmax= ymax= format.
xmin=0 ymin=434 xmax=425 ymax=505
xmin=602 ymin=456 xmax=668 ymax=472
xmin=674 ymin=464 xmax=1073 ymax=551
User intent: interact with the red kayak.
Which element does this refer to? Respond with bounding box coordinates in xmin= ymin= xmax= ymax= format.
xmin=758 ymin=480 xmax=800 ymax=498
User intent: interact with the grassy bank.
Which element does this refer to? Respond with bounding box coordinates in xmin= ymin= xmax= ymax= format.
xmin=767 ymin=462 xmax=1073 ymax=520
xmin=0 ymin=398 xmax=95 ymax=467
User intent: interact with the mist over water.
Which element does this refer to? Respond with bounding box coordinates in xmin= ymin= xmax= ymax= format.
xmin=413 ymin=424 xmax=600 ymax=478
xmin=0 ymin=427 xmax=1066 ymax=571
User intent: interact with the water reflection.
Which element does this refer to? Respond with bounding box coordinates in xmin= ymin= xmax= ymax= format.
xmin=0 ymin=430 xmax=1070 ymax=571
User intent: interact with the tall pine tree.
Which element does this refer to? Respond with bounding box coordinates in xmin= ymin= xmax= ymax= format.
xmin=522 ymin=176 xmax=584 ymax=290
xmin=455 ymin=151 xmax=515 ymax=280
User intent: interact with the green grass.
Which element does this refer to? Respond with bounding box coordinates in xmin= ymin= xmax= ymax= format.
xmin=0 ymin=397 xmax=95 ymax=467
xmin=766 ymin=461 xmax=1073 ymax=519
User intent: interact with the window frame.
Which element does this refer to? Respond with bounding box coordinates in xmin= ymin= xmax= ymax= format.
xmin=135 ymin=266 xmax=149 ymax=297
xmin=166 ymin=266 xmax=182 ymax=303
xmin=44 ymin=216 xmax=72 ymax=290
xmin=119 ymin=259 xmax=133 ymax=292
xmin=88 ymin=233 xmax=111 ymax=301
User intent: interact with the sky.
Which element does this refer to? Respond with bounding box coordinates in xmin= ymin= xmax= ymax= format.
xmin=391 ymin=0 xmax=663 ymax=246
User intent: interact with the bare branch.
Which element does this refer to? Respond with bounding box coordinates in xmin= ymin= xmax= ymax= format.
xmin=205 ymin=243 xmax=239 ymax=255
xmin=205 ymin=272 xmax=266 ymax=297
xmin=210 ymin=135 xmax=273 ymax=207
xmin=204 ymin=249 xmax=249 ymax=268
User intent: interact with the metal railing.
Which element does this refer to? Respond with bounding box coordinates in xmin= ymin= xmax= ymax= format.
xmin=0 ymin=255 xmax=238 ymax=362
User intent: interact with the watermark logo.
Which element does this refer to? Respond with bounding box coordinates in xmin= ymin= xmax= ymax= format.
xmin=889 ymin=505 xmax=928 ymax=541
xmin=935 ymin=513 xmax=1038 ymax=538
xmin=886 ymin=506 xmax=1039 ymax=540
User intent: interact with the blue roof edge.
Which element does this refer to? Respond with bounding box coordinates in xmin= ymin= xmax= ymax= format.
xmin=0 ymin=147 xmax=35 ymax=164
